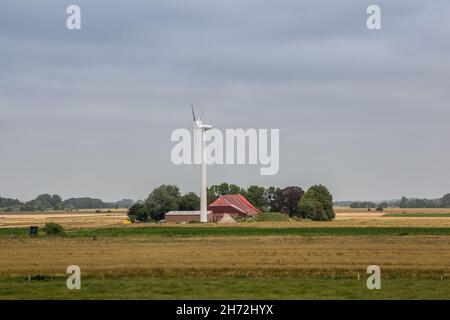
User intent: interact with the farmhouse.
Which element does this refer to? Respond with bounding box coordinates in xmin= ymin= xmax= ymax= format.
xmin=208 ymin=194 xmax=260 ymax=222
xmin=165 ymin=194 xmax=260 ymax=223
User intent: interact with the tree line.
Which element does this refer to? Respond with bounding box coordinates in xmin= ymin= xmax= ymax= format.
xmin=0 ymin=194 xmax=135 ymax=212
xmin=128 ymin=183 xmax=335 ymax=222
xmin=348 ymin=193 xmax=450 ymax=209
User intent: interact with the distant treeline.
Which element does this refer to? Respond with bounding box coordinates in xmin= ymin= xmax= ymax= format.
xmin=345 ymin=194 xmax=450 ymax=209
xmin=0 ymin=194 xmax=135 ymax=212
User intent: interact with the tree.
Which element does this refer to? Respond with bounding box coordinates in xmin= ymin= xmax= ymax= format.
xmin=379 ymin=202 xmax=389 ymax=209
xmin=265 ymin=186 xmax=281 ymax=211
xmin=115 ymin=199 xmax=135 ymax=209
xmin=145 ymin=185 xmax=180 ymax=220
xmin=228 ymin=184 xmax=243 ymax=195
xmin=51 ymin=194 xmax=62 ymax=206
xmin=396 ymin=197 xmax=441 ymax=209
xmin=32 ymin=194 xmax=54 ymax=209
xmin=350 ymin=201 xmax=376 ymax=209
xmin=298 ymin=197 xmax=327 ymax=220
xmin=207 ymin=183 xmax=246 ymax=204
xmin=179 ymin=192 xmax=200 ymax=211
xmin=298 ymin=185 xmax=334 ymax=221
xmin=62 ymin=197 xmax=111 ymax=209
xmin=207 ymin=188 xmax=219 ymax=204
xmin=277 ymin=186 xmax=304 ymax=216
xmin=442 ymin=193 xmax=450 ymax=208
xmin=0 ymin=197 xmax=22 ymax=209
xmin=127 ymin=203 xmax=150 ymax=222
xmin=245 ymin=185 xmax=267 ymax=210
xmin=399 ymin=196 xmax=408 ymax=208
xmin=50 ymin=194 xmax=63 ymax=210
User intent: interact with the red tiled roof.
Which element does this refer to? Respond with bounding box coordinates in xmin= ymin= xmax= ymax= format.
xmin=208 ymin=194 xmax=260 ymax=216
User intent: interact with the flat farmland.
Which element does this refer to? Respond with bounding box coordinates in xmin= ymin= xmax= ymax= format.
xmin=0 ymin=211 xmax=128 ymax=230
xmin=1 ymin=208 xmax=450 ymax=299
xmin=1 ymin=235 xmax=450 ymax=277
xmin=1 ymin=234 xmax=450 ymax=299
xmin=2 ymin=208 xmax=450 ymax=230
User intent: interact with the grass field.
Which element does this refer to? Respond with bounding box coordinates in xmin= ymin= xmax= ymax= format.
xmin=2 ymin=226 xmax=450 ymax=238
xmin=1 ymin=276 xmax=449 ymax=300
xmin=1 ymin=209 xmax=450 ymax=299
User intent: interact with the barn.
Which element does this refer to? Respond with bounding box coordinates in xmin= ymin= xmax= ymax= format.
xmin=208 ymin=194 xmax=260 ymax=222
xmin=165 ymin=211 xmax=213 ymax=223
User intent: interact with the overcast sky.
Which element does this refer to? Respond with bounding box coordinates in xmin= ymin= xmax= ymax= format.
xmin=1 ymin=0 xmax=449 ymax=202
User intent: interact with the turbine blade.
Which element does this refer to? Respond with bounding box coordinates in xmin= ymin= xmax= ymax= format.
xmin=191 ymin=104 xmax=196 ymax=122
xmin=199 ymin=110 xmax=204 ymax=122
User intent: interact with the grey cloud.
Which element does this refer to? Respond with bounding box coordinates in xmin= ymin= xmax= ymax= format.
xmin=1 ymin=0 xmax=449 ymax=201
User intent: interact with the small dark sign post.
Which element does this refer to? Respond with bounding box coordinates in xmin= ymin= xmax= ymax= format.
xmin=30 ymin=226 xmax=38 ymax=237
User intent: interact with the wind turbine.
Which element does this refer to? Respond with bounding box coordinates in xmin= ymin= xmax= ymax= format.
xmin=191 ymin=105 xmax=212 ymax=223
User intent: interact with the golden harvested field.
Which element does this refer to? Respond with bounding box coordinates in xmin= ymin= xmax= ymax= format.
xmin=0 ymin=211 xmax=128 ymax=230
xmin=1 ymin=235 xmax=449 ymax=278
xmin=1 ymin=208 xmax=450 ymax=230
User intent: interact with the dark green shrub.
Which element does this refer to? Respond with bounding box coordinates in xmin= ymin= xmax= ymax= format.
xmin=29 ymin=274 xmax=51 ymax=281
xmin=44 ymin=222 xmax=65 ymax=236
xmin=127 ymin=203 xmax=150 ymax=222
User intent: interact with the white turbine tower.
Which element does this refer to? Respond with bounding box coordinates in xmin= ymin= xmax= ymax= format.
xmin=192 ymin=105 xmax=212 ymax=223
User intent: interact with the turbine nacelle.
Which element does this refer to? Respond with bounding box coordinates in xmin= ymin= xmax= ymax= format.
xmin=198 ymin=123 xmax=212 ymax=130
xmin=192 ymin=105 xmax=213 ymax=131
